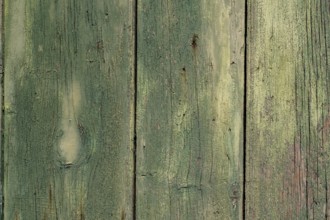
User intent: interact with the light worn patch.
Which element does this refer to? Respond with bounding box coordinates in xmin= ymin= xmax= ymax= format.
xmin=58 ymin=81 xmax=82 ymax=164
xmin=5 ymin=0 xmax=26 ymax=106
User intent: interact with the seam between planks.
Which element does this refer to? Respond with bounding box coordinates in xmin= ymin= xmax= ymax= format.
xmin=242 ymin=0 xmax=248 ymax=219
xmin=133 ymin=0 xmax=138 ymax=219
xmin=0 ymin=0 xmax=4 ymax=218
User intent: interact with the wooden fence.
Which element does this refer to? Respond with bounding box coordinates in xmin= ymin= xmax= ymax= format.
xmin=2 ymin=0 xmax=329 ymax=219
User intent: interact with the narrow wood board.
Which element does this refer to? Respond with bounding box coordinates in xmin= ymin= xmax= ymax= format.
xmin=136 ymin=0 xmax=245 ymax=219
xmin=4 ymin=0 xmax=135 ymax=219
xmin=246 ymin=0 xmax=330 ymax=218
xmin=0 ymin=0 xmax=3 ymax=217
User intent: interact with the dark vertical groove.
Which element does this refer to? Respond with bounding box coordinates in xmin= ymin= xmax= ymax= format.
xmin=1 ymin=0 xmax=4 ymax=218
xmin=325 ymin=167 xmax=328 ymax=219
xmin=133 ymin=0 xmax=138 ymax=219
xmin=303 ymin=4 xmax=309 ymax=217
xmin=242 ymin=0 xmax=248 ymax=219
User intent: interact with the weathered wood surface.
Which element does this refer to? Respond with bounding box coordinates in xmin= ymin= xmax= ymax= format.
xmin=246 ymin=0 xmax=330 ymax=219
xmin=3 ymin=0 xmax=329 ymax=219
xmin=4 ymin=0 xmax=135 ymax=219
xmin=0 ymin=0 xmax=3 ymax=218
xmin=136 ymin=0 xmax=245 ymax=219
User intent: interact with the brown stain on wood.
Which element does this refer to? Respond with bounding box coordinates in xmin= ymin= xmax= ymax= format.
xmin=281 ymin=138 xmax=306 ymax=218
xmin=282 ymin=138 xmax=307 ymax=218
xmin=191 ymin=34 xmax=198 ymax=49
xmin=318 ymin=112 xmax=330 ymax=144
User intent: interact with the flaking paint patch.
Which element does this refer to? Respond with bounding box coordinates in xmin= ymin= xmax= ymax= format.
xmin=58 ymin=81 xmax=82 ymax=163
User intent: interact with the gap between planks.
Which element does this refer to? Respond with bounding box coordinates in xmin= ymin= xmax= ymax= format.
xmin=242 ymin=0 xmax=248 ymax=219
xmin=133 ymin=0 xmax=138 ymax=219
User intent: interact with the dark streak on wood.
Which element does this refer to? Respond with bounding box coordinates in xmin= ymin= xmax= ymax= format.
xmin=48 ymin=186 xmax=52 ymax=208
xmin=191 ymin=34 xmax=199 ymax=49
xmin=121 ymin=209 xmax=126 ymax=220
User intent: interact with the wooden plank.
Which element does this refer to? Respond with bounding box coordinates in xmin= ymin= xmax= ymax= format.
xmin=246 ymin=0 xmax=330 ymax=218
xmin=0 ymin=0 xmax=3 ymax=218
xmin=4 ymin=0 xmax=135 ymax=219
xmin=136 ymin=0 xmax=245 ymax=219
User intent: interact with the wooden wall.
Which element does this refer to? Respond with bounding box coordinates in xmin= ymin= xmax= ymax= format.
xmin=2 ymin=0 xmax=329 ymax=219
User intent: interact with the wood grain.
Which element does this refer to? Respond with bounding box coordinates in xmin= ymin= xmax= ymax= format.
xmin=136 ymin=0 xmax=245 ymax=219
xmin=4 ymin=0 xmax=135 ymax=219
xmin=0 ymin=0 xmax=3 ymax=218
xmin=246 ymin=0 xmax=330 ymax=218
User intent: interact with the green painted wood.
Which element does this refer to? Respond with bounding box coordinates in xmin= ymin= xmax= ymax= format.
xmin=4 ymin=0 xmax=135 ymax=219
xmin=246 ymin=0 xmax=330 ymax=219
xmin=0 ymin=0 xmax=3 ymax=218
xmin=136 ymin=0 xmax=245 ymax=219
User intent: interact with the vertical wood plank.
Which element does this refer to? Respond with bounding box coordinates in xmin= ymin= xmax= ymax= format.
xmin=0 ymin=0 xmax=3 ymax=218
xmin=4 ymin=0 xmax=135 ymax=219
xmin=246 ymin=0 xmax=330 ymax=218
xmin=136 ymin=0 xmax=245 ymax=219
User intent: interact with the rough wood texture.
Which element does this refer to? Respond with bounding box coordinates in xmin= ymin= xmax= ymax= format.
xmin=136 ymin=0 xmax=245 ymax=219
xmin=4 ymin=0 xmax=135 ymax=219
xmin=0 ymin=0 xmax=3 ymax=218
xmin=246 ymin=0 xmax=330 ymax=219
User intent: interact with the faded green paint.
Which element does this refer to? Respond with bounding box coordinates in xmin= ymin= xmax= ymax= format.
xmin=246 ymin=0 xmax=330 ymax=219
xmin=4 ymin=0 xmax=328 ymax=219
xmin=136 ymin=0 xmax=245 ymax=219
xmin=4 ymin=0 xmax=135 ymax=219
xmin=0 ymin=0 xmax=3 ymax=218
